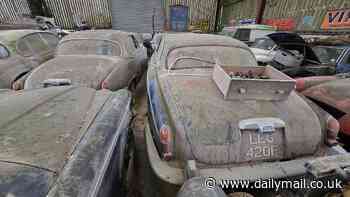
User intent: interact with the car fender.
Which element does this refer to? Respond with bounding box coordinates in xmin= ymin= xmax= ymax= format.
xmin=47 ymin=89 xmax=132 ymax=197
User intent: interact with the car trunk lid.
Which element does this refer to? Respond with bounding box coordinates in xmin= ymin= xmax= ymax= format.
xmin=24 ymin=55 xmax=122 ymax=89
xmin=159 ymin=70 xmax=322 ymax=165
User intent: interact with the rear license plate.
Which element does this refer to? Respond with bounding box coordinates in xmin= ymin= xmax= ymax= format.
xmin=240 ymin=130 xmax=284 ymax=162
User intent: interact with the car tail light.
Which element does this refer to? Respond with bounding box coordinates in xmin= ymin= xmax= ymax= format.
xmin=159 ymin=125 xmax=173 ymax=161
xmin=326 ymin=115 xmax=340 ymax=146
xmin=339 ymin=114 xmax=350 ymax=136
xmin=295 ymin=78 xmax=306 ymax=92
xmin=101 ymin=80 xmax=108 ymax=89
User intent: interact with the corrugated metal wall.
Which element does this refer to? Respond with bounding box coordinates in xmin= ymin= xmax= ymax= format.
xmin=0 ymin=0 xmax=31 ymax=24
xmin=111 ymin=0 xmax=164 ymax=33
xmin=222 ymin=0 xmax=257 ymax=25
xmin=222 ymin=0 xmax=350 ymax=31
xmin=45 ymin=0 xmax=112 ymax=29
xmin=163 ymin=0 xmax=218 ymax=32
xmin=265 ymin=0 xmax=349 ymax=31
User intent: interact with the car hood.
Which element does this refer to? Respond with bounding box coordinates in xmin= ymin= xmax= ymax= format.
xmin=157 ymin=70 xmax=322 ymax=165
xmin=0 ymin=86 xmax=132 ymax=197
xmin=302 ymin=78 xmax=350 ymax=114
xmin=0 ymin=86 xmax=95 ymax=172
xmin=267 ymin=33 xmax=320 ymax=63
xmin=267 ymin=33 xmax=306 ymax=45
xmin=24 ymin=55 xmax=124 ymax=89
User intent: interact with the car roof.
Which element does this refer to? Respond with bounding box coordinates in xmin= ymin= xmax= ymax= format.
xmin=59 ymin=30 xmax=141 ymax=56
xmin=163 ymin=33 xmax=250 ymax=51
xmin=61 ymin=29 xmax=140 ymax=42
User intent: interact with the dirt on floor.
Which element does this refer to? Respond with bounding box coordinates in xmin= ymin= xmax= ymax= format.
xmin=127 ymin=73 xmax=148 ymax=197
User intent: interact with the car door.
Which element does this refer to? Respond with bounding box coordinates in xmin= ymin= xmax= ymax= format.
xmin=16 ymin=32 xmax=58 ymax=67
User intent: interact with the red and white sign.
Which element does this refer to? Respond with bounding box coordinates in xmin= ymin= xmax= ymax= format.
xmin=263 ymin=18 xmax=296 ymax=31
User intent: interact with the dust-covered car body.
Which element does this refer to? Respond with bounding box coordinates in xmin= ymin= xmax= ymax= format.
xmin=0 ymin=86 xmax=132 ymax=197
xmin=0 ymin=30 xmax=59 ymax=89
xmin=296 ymin=75 xmax=350 ymax=148
xmin=146 ymin=33 xmax=350 ymax=196
xmin=24 ymin=30 xmax=147 ymax=90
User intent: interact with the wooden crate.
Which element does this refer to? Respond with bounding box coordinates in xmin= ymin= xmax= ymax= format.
xmin=212 ymin=64 xmax=296 ymax=101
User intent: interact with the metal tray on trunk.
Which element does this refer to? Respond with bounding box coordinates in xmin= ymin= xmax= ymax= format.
xmin=212 ymin=64 xmax=296 ymax=101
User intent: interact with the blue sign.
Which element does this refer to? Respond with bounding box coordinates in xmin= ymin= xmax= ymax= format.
xmin=239 ymin=18 xmax=256 ymax=25
xmin=170 ymin=5 xmax=189 ymax=32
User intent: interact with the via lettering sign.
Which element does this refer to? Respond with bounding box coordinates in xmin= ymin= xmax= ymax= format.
xmin=321 ymin=8 xmax=350 ymax=29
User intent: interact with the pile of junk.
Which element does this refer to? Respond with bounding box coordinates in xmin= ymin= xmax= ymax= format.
xmin=250 ymin=32 xmax=336 ymax=78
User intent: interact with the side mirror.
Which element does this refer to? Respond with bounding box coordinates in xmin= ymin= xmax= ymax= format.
xmin=143 ymin=39 xmax=152 ymax=49
xmin=143 ymin=39 xmax=154 ymax=58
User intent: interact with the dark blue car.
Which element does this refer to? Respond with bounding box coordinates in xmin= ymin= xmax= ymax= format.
xmin=312 ymin=45 xmax=350 ymax=73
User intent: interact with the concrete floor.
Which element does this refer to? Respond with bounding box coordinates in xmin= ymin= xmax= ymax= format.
xmin=127 ymin=73 xmax=151 ymax=197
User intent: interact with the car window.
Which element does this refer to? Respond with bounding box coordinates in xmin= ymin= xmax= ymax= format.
xmin=24 ymin=33 xmax=50 ymax=54
xmin=234 ymin=29 xmax=251 ymax=41
xmin=40 ymin=32 xmax=59 ymax=49
xmin=167 ymin=46 xmax=257 ymax=70
xmin=312 ymin=46 xmax=344 ymax=64
xmin=17 ymin=33 xmax=52 ymax=57
xmin=16 ymin=38 xmax=32 ymax=57
xmin=57 ymin=39 xmax=122 ymax=56
xmin=344 ymin=52 xmax=350 ymax=65
xmin=0 ymin=44 xmax=9 ymax=59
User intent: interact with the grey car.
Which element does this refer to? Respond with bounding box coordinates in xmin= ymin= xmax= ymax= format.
xmin=24 ymin=30 xmax=147 ymax=91
xmin=145 ymin=33 xmax=350 ymax=197
xmin=0 ymin=30 xmax=59 ymax=89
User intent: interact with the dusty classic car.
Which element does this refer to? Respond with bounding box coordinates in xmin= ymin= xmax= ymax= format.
xmin=24 ymin=30 xmax=147 ymax=91
xmin=0 ymin=86 xmax=133 ymax=197
xmin=296 ymin=74 xmax=350 ymax=150
xmin=145 ymin=33 xmax=350 ymax=196
xmin=0 ymin=30 xmax=59 ymax=89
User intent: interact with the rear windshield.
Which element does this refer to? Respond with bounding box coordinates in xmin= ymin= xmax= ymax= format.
xmin=17 ymin=32 xmax=58 ymax=57
xmin=57 ymin=39 xmax=122 ymax=56
xmin=167 ymin=46 xmax=257 ymax=70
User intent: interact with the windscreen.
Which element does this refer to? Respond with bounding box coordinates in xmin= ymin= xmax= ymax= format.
xmin=312 ymin=46 xmax=344 ymax=65
xmin=57 ymin=39 xmax=122 ymax=56
xmin=167 ymin=46 xmax=257 ymax=70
